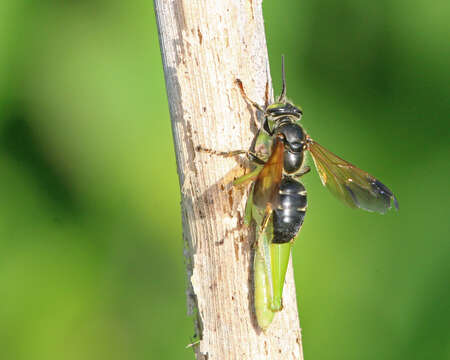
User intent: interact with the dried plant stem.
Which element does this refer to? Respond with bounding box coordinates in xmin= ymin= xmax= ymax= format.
xmin=154 ymin=1 xmax=304 ymax=358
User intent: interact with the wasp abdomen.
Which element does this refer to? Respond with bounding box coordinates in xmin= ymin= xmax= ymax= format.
xmin=273 ymin=177 xmax=307 ymax=244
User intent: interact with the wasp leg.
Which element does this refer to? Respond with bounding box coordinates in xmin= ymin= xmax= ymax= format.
xmin=232 ymin=166 xmax=262 ymax=187
xmin=195 ymin=145 xmax=266 ymax=165
xmin=258 ymin=205 xmax=273 ymax=237
xmin=235 ymin=79 xmax=266 ymax=114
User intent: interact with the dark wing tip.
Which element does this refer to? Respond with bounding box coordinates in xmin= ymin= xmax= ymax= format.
xmin=393 ymin=195 xmax=399 ymax=211
xmin=371 ymin=178 xmax=398 ymax=213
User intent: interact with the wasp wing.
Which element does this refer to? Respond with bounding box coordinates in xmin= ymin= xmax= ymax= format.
xmin=252 ymin=138 xmax=285 ymax=209
xmin=308 ymin=139 xmax=398 ymax=214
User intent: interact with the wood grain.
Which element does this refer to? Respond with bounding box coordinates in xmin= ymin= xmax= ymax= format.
xmin=154 ymin=1 xmax=304 ymax=358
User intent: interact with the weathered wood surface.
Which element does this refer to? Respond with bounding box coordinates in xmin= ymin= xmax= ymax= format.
xmin=154 ymin=1 xmax=304 ymax=358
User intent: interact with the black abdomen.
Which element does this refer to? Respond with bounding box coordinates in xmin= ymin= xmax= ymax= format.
xmin=273 ymin=177 xmax=307 ymax=244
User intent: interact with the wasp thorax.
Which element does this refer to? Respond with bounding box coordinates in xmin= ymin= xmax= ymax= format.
xmin=273 ymin=121 xmax=306 ymax=174
xmin=275 ymin=122 xmax=305 ymax=152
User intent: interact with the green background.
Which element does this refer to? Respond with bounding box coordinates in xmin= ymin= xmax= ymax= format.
xmin=1 ymin=1 xmax=449 ymax=359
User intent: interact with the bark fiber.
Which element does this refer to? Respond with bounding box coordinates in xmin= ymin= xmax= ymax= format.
xmin=154 ymin=1 xmax=304 ymax=358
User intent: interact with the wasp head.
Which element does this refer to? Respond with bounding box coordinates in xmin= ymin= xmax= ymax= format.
xmin=264 ymin=102 xmax=303 ymax=134
xmin=263 ymin=56 xmax=304 ymax=134
xmin=266 ymin=102 xmax=303 ymax=118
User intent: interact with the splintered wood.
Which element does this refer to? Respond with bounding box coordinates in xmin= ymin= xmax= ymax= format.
xmin=154 ymin=1 xmax=304 ymax=358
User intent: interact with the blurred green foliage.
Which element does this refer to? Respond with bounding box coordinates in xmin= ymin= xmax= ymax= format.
xmin=0 ymin=1 xmax=448 ymax=359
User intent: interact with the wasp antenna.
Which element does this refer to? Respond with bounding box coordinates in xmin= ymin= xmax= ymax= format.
xmin=278 ymin=55 xmax=287 ymax=103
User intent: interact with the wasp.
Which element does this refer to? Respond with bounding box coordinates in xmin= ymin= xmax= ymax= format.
xmin=197 ymin=56 xmax=398 ymax=330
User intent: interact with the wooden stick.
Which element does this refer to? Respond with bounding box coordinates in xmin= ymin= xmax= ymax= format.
xmin=154 ymin=1 xmax=304 ymax=358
